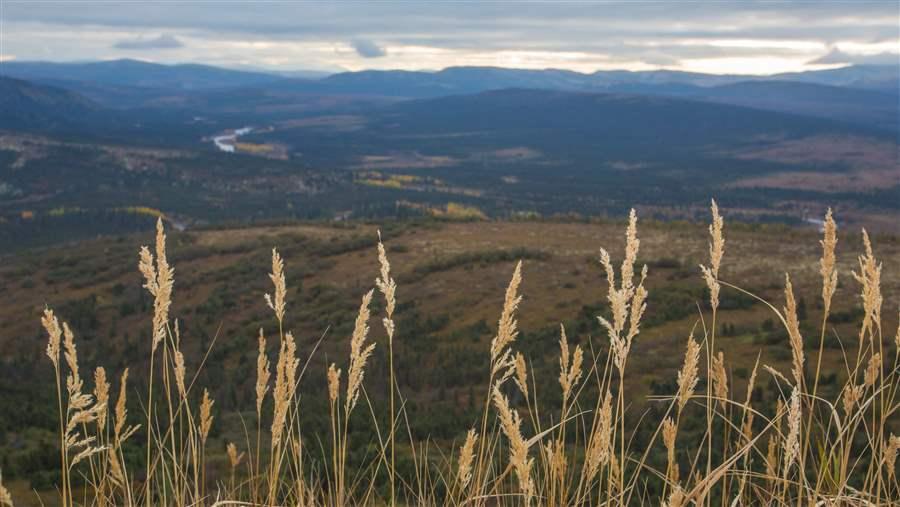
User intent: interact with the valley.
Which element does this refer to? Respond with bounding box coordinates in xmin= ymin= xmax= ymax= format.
xmin=1 ymin=61 xmax=898 ymax=253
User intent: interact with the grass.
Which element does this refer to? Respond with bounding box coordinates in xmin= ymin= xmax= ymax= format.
xmin=1 ymin=202 xmax=899 ymax=506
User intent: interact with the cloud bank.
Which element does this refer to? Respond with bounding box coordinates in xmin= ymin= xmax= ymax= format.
xmin=1 ymin=2 xmax=897 ymax=74
xmin=113 ymin=34 xmax=184 ymax=50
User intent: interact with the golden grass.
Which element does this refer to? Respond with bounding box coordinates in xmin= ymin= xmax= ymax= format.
xmin=5 ymin=202 xmax=900 ymax=506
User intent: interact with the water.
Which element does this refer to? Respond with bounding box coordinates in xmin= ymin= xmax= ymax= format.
xmin=212 ymin=126 xmax=253 ymax=153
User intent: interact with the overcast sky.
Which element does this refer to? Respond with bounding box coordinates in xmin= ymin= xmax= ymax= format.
xmin=1 ymin=1 xmax=897 ymax=75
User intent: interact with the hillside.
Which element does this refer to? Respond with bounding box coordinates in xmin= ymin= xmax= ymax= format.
xmin=254 ymin=88 xmax=899 ymax=220
xmin=774 ymin=63 xmax=900 ymax=91
xmin=0 ymin=58 xmax=285 ymax=90
xmin=688 ymin=81 xmax=899 ymax=131
xmin=1 ymin=217 xmax=898 ymax=499
xmin=0 ymin=77 xmax=102 ymax=130
xmin=376 ymin=88 xmax=865 ymax=143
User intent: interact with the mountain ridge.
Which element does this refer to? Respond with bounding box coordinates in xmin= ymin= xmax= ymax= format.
xmin=3 ymin=59 xmax=897 ymax=94
xmin=0 ymin=58 xmax=285 ymax=90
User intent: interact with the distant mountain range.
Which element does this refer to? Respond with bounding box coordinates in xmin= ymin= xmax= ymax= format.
xmin=3 ymin=59 xmax=897 ymax=93
xmin=2 ymin=59 xmax=896 ymax=133
xmin=680 ymin=81 xmax=897 ymax=131
xmin=300 ymin=64 xmax=900 ymax=96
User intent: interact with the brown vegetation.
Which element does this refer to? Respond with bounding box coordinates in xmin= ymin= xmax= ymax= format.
xmin=1 ymin=205 xmax=899 ymax=505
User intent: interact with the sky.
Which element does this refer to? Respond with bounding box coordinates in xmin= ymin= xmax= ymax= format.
xmin=1 ymin=1 xmax=898 ymax=76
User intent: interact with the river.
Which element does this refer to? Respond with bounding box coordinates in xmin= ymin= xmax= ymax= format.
xmin=212 ymin=126 xmax=254 ymax=152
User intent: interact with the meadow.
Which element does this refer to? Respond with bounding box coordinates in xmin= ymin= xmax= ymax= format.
xmin=0 ymin=203 xmax=898 ymax=506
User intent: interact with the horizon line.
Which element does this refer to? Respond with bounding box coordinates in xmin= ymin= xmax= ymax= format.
xmin=2 ymin=56 xmax=884 ymax=78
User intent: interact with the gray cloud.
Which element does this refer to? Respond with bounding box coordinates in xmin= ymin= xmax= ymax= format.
xmin=810 ymin=49 xmax=899 ymax=66
xmin=113 ymin=34 xmax=183 ymax=50
xmin=1 ymin=2 xmax=897 ymax=72
xmin=351 ymin=39 xmax=386 ymax=58
xmin=6 ymin=2 xmax=897 ymax=42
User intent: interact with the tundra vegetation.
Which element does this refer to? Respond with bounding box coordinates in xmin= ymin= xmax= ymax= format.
xmin=0 ymin=202 xmax=898 ymax=506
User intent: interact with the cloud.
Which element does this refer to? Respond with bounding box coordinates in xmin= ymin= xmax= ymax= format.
xmin=113 ymin=34 xmax=183 ymax=50
xmin=351 ymin=39 xmax=386 ymax=58
xmin=2 ymin=2 xmax=897 ymax=73
xmin=810 ymin=48 xmax=899 ymax=66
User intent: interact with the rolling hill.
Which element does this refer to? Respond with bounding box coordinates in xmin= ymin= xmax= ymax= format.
xmin=685 ymin=81 xmax=899 ymax=132
xmin=0 ymin=58 xmax=286 ymax=90
xmin=375 ymin=88 xmax=871 ymax=143
xmin=0 ymin=77 xmax=103 ymax=130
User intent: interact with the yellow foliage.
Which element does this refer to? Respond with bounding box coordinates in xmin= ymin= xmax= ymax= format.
xmin=442 ymin=202 xmax=487 ymax=220
xmin=119 ymin=206 xmax=165 ymax=219
xmin=235 ymin=142 xmax=276 ymax=154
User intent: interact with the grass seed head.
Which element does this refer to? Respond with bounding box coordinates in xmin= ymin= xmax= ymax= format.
xmin=265 ymin=248 xmax=287 ymax=323
xmin=853 ymin=229 xmax=883 ymax=340
xmin=712 ymin=351 xmax=728 ymax=409
xmin=864 ymin=353 xmax=881 ymax=387
xmin=513 ymin=352 xmax=529 ymax=399
xmin=227 ymin=442 xmax=244 ymax=469
xmin=886 ymin=434 xmax=899 ymax=480
xmin=700 ymin=200 xmax=725 ymax=312
xmin=139 ymin=218 xmax=174 ymax=353
xmin=782 ymin=387 xmax=801 ymax=471
xmin=42 ymin=308 xmax=62 ymax=368
xmin=272 ymin=331 xmax=299 ymax=448
xmin=255 ymin=328 xmax=270 ymax=417
xmin=346 ymin=290 xmax=375 ymax=415
xmin=114 ymin=369 xmax=129 ymax=442
xmin=709 ymin=199 xmax=725 ymax=277
xmin=107 ymin=447 xmax=125 ymax=486
xmin=492 ymin=385 xmax=534 ymax=505
xmin=457 ymin=428 xmax=478 ymax=489
xmin=820 ymin=209 xmax=838 ymax=314
xmin=783 ymin=274 xmax=805 ymax=387
xmin=173 ymin=349 xmax=187 ymax=400
xmin=490 ymin=261 xmax=522 ymax=364
xmin=327 ymin=363 xmax=341 ymax=403
xmin=200 ymin=388 xmax=214 ymax=445
xmin=93 ymin=367 xmax=110 ymax=432
xmin=62 ymin=322 xmax=81 ymax=390
xmin=375 ymin=231 xmax=397 ymax=341
xmin=662 ymin=417 xmax=679 ymax=483
xmin=586 ymin=389 xmax=614 ymax=480
xmin=558 ymin=324 xmax=583 ymax=403
xmin=676 ymin=335 xmax=701 ymax=413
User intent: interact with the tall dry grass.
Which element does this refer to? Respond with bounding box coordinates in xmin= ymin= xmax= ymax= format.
xmin=6 ymin=202 xmax=899 ymax=506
